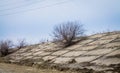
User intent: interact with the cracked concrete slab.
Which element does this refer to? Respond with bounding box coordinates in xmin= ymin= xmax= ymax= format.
xmin=85 ymin=48 xmax=115 ymax=55
xmin=88 ymin=39 xmax=113 ymax=45
xmin=51 ymin=50 xmax=69 ymax=56
xmin=52 ymin=57 xmax=73 ymax=64
xmin=100 ymin=34 xmax=120 ymax=40
xmin=77 ymin=39 xmax=93 ymax=45
xmin=92 ymin=58 xmax=120 ymax=66
xmin=38 ymin=52 xmax=51 ymax=56
xmin=62 ymin=51 xmax=86 ymax=57
xmin=89 ymin=34 xmax=105 ymax=39
xmin=75 ymin=56 xmax=99 ymax=63
xmin=33 ymin=51 xmax=44 ymax=56
xmin=42 ymin=56 xmax=56 ymax=61
xmin=105 ymin=49 xmax=120 ymax=57
xmin=65 ymin=45 xmax=82 ymax=50
xmin=74 ymin=45 xmax=97 ymax=51
xmin=103 ymin=42 xmax=120 ymax=48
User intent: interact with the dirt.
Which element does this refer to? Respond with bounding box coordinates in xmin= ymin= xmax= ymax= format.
xmin=0 ymin=63 xmax=77 ymax=73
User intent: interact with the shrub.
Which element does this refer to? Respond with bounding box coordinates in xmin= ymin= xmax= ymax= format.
xmin=52 ymin=21 xmax=85 ymax=47
xmin=0 ymin=40 xmax=13 ymax=57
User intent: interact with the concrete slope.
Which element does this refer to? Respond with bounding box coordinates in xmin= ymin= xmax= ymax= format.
xmin=4 ymin=31 xmax=120 ymax=72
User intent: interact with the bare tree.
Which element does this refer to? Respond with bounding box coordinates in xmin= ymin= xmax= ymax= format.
xmin=0 ymin=40 xmax=13 ymax=56
xmin=52 ymin=21 xmax=85 ymax=47
xmin=17 ymin=39 xmax=27 ymax=49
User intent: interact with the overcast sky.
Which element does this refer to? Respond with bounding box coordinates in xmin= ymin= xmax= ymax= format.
xmin=0 ymin=0 xmax=120 ymax=44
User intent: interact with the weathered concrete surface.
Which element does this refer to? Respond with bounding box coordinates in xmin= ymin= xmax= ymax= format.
xmin=3 ymin=31 xmax=120 ymax=73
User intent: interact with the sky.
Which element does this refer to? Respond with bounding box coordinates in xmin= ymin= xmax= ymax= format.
xmin=0 ymin=0 xmax=120 ymax=44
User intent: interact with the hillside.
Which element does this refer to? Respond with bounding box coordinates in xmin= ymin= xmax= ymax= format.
xmin=2 ymin=31 xmax=120 ymax=73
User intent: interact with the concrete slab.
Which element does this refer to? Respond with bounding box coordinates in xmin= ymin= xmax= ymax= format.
xmin=42 ymin=56 xmax=56 ymax=61
xmin=88 ymin=39 xmax=113 ymax=45
xmin=23 ymin=53 xmax=33 ymax=57
xmin=62 ymin=51 xmax=86 ymax=57
xmin=105 ymin=49 xmax=120 ymax=57
xmin=85 ymin=49 xmax=114 ymax=55
xmin=33 ymin=51 xmax=44 ymax=56
xmin=18 ymin=48 xmax=29 ymax=53
xmin=100 ymin=34 xmax=119 ymax=40
xmin=65 ymin=45 xmax=82 ymax=50
xmin=25 ymin=56 xmax=33 ymax=59
xmin=39 ymin=52 xmax=51 ymax=56
xmin=44 ymin=47 xmax=61 ymax=52
xmin=75 ymin=45 xmax=97 ymax=51
xmin=32 ymin=56 xmax=41 ymax=60
xmin=92 ymin=58 xmax=120 ymax=66
xmin=75 ymin=56 xmax=99 ymax=63
xmin=77 ymin=39 xmax=93 ymax=45
xmin=53 ymin=57 xmax=73 ymax=64
xmin=104 ymin=42 xmax=120 ymax=48
xmin=112 ymin=37 xmax=120 ymax=42
xmin=30 ymin=49 xmax=42 ymax=52
xmin=14 ymin=56 xmax=23 ymax=60
xmin=89 ymin=34 xmax=105 ymax=39
xmin=38 ymin=45 xmax=47 ymax=50
xmin=51 ymin=50 xmax=69 ymax=56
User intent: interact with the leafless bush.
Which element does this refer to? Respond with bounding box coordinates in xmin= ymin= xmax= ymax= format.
xmin=0 ymin=40 xmax=13 ymax=57
xmin=39 ymin=38 xmax=49 ymax=44
xmin=17 ymin=39 xmax=27 ymax=49
xmin=52 ymin=21 xmax=85 ymax=47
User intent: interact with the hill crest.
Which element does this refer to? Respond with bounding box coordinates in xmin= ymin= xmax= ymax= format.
xmin=3 ymin=31 xmax=120 ymax=72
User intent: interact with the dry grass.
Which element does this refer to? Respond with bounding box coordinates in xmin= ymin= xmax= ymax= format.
xmin=0 ymin=63 xmax=78 ymax=73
